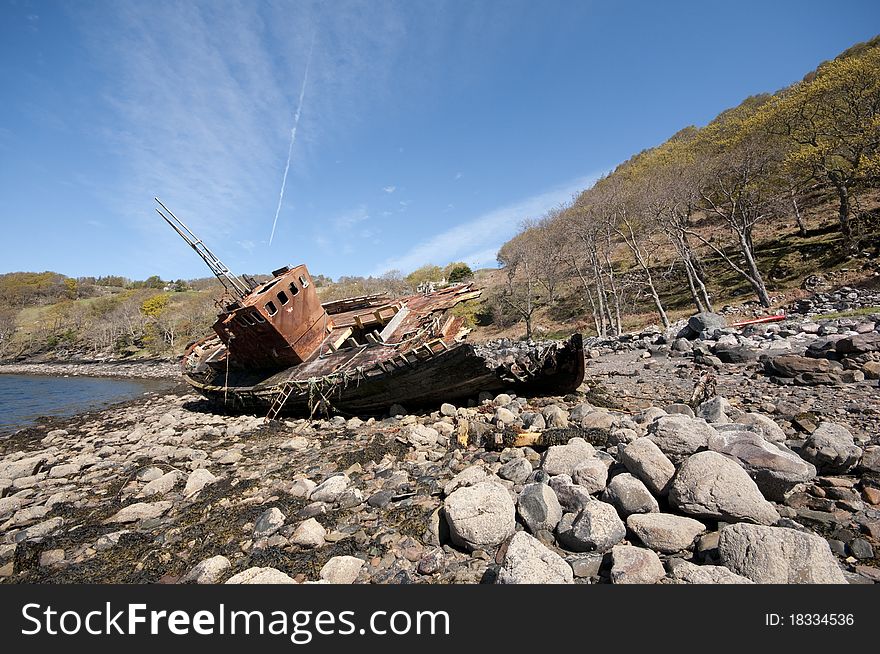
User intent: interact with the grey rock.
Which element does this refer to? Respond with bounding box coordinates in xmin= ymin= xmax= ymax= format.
xmin=548 ymin=475 xmax=593 ymax=513
xmin=735 ymin=413 xmax=787 ymax=443
xmin=105 ymin=501 xmax=172 ymax=524
xmin=181 ymin=555 xmax=231 ymax=584
xmin=254 ymin=507 xmax=286 ymax=537
xmin=557 ymin=501 xmax=626 ymax=553
xmin=542 ymin=405 xmax=569 ymax=429
xmin=669 ymin=451 xmax=780 ymax=525
xmin=225 ymin=567 xmax=297 ymax=584
xmin=291 ymin=518 xmax=326 ymax=547
xmin=620 ymin=437 xmax=676 ymax=496
xmin=498 ymin=458 xmax=533 ymax=484
xmin=443 ymin=465 xmax=492 ymax=496
xmin=138 ymin=471 xmax=179 ymax=498
xmin=800 ymin=422 xmax=863 ymax=474
xmin=666 ymin=559 xmax=753 ymax=584
xmin=571 ymin=458 xmax=608 ymax=494
xmin=602 ymin=473 xmax=659 ymax=517
xmin=707 ymin=431 xmax=816 ymax=501
xmin=697 ymin=396 xmax=732 ymax=424
xmin=541 ymin=437 xmax=595 ymax=476
xmin=517 ymin=483 xmax=563 ymax=533
xmin=184 ymin=468 xmax=218 ymax=496
xmin=664 ymin=403 xmax=695 ymax=418
xmin=497 ymin=532 xmax=574 ymax=584
xmin=718 ymin=523 xmax=846 ymax=584
xmin=610 ymin=544 xmax=665 ymax=584
xmin=320 ymin=556 xmax=365 ymax=584
xmin=647 ymin=415 xmax=717 ymax=463
xmin=440 ymin=403 xmax=457 ymax=417
xmin=627 ymin=513 xmax=706 ymax=553
xmin=444 ymin=481 xmax=516 ymax=551
xmin=308 ymin=474 xmax=351 ymax=503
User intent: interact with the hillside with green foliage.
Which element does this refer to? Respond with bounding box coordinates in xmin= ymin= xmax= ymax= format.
xmin=0 ymin=262 xmax=475 ymax=361
xmin=488 ymin=35 xmax=880 ymax=339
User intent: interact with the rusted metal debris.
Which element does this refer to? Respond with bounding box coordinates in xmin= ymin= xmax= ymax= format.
xmin=158 ymin=199 xmax=585 ymax=417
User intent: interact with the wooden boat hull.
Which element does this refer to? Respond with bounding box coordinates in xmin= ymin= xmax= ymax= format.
xmin=183 ymin=333 xmax=585 ymax=416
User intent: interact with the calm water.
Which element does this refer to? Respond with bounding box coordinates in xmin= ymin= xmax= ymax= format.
xmin=0 ymin=374 xmax=171 ymax=434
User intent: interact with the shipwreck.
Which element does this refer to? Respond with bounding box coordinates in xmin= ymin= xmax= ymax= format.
xmin=156 ymin=199 xmax=585 ymax=418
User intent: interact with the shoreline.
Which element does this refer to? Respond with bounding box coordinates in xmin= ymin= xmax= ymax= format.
xmin=0 ymin=359 xmax=180 ymax=381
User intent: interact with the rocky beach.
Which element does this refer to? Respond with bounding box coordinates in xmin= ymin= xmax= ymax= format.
xmin=1 ymin=290 xmax=878 ymax=585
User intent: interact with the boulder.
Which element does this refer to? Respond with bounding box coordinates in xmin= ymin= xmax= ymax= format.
xmin=718 ymin=523 xmax=846 ymax=584
xmin=800 ymin=422 xmax=863 ymax=474
xmin=443 ymin=465 xmax=492 ymax=496
xmin=320 ymin=556 xmax=365 ymax=584
xmin=184 ymin=469 xmax=218 ymax=496
xmin=497 ymin=532 xmax=574 ymax=584
xmin=707 ymin=431 xmax=816 ymax=501
xmin=498 ymin=458 xmax=533 ymax=484
xmin=601 ymin=473 xmax=659 ymax=517
xmin=105 ymin=501 xmax=172 ymax=524
xmin=541 ymin=438 xmax=595 ymax=476
xmin=548 ymin=475 xmax=593 ymax=514
xmin=620 ymin=437 xmax=675 ymax=496
xmin=571 ymin=458 xmax=608 ymax=494
xmin=697 ymin=396 xmax=732 ymax=424
xmin=291 ymin=518 xmax=326 ymax=547
xmin=647 ymin=415 xmax=717 ymax=463
xmin=610 ymin=545 xmax=665 ymax=584
xmin=225 ymin=567 xmax=297 ymax=584
xmin=764 ymin=354 xmax=843 ymax=380
xmin=733 ymin=413 xmax=787 ymax=443
xmin=181 ymin=555 xmax=231 ymax=584
xmin=253 ymin=507 xmax=286 ymax=538
xmin=627 ymin=513 xmax=707 ymax=553
xmin=665 ymin=560 xmax=753 ymax=584
xmin=557 ymin=501 xmax=626 ymax=553
xmin=517 ymin=483 xmax=563 ymax=534
xmin=669 ymin=451 xmax=780 ymax=525
xmin=444 ymin=481 xmax=516 ymax=551
xmin=835 ymin=332 xmax=880 ymax=355
xmin=308 ymin=474 xmax=351 ymax=503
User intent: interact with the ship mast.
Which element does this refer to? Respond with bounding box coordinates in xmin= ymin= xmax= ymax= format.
xmin=154 ymin=198 xmax=253 ymax=300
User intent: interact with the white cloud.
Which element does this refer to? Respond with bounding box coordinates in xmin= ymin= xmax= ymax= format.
xmin=373 ymin=173 xmax=603 ymax=275
xmin=382 ymin=185 xmax=396 ymax=193
xmin=71 ymin=1 xmax=410 ymax=276
xmin=331 ymin=205 xmax=369 ymax=231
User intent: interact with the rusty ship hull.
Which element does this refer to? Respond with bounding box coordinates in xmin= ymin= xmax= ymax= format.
xmin=155 ymin=199 xmax=584 ymax=418
xmin=181 ymin=280 xmax=585 ymax=416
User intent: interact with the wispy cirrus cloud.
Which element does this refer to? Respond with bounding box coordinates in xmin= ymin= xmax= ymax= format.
xmin=70 ymin=0 xmax=408 ymax=275
xmin=382 ymin=185 xmax=396 ymax=193
xmin=373 ymin=173 xmax=603 ymax=275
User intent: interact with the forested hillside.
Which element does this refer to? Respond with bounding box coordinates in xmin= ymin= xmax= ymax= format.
xmin=0 ymin=263 xmax=475 ymax=361
xmin=489 ymin=35 xmax=880 ymax=339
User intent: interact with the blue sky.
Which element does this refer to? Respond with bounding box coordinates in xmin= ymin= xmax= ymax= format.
xmin=1 ymin=1 xmax=878 ymax=282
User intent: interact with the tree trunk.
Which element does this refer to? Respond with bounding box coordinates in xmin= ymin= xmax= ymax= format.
xmin=740 ymin=234 xmax=771 ymax=308
xmin=790 ymin=188 xmax=807 ymax=237
xmin=832 ymin=177 xmax=855 ymax=251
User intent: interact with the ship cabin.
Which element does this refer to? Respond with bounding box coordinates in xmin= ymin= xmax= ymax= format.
xmin=212 ymin=264 xmax=331 ymax=369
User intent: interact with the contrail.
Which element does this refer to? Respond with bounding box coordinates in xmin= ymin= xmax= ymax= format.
xmin=269 ymin=34 xmax=315 ymax=246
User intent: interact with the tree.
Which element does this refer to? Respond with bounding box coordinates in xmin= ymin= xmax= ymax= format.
xmin=756 ymin=46 xmax=880 ymax=249
xmin=405 ymin=264 xmax=444 ymax=290
xmin=688 ymin=132 xmax=780 ymax=308
xmin=444 ymin=262 xmax=473 ymax=283
xmin=497 ymin=231 xmax=547 ymax=339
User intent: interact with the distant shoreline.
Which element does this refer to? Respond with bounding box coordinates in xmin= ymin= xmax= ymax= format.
xmin=0 ymin=359 xmax=180 ymax=380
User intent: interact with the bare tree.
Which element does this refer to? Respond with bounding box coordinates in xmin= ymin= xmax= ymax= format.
xmin=686 ymin=136 xmax=779 ymax=308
